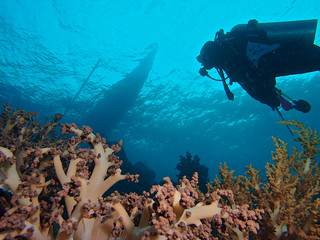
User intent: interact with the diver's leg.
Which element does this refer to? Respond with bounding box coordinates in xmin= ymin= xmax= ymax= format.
xmin=239 ymin=77 xmax=280 ymax=110
xmin=259 ymin=43 xmax=320 ymax=77
xmin=258 ymin=85 xmax=281 ymax=110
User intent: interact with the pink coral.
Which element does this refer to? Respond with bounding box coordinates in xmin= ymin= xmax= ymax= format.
xmin=0 ymin=105 xmax=263 ymax=239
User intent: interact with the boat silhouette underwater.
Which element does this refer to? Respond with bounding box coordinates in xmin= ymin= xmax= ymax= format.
xmin=72 ymin=44 xmax=158 ymax=135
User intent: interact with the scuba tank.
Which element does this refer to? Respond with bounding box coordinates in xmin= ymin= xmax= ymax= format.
xmin=230 ymin=19 xmax=318 ymax=44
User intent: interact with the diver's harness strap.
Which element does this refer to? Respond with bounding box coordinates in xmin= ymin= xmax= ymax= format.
xmin=199 ymin=67 xmax=234 ymax=101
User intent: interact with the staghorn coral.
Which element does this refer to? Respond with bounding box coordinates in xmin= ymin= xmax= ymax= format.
xmin=209 ymin=120 xmax=320 ymax=239
xmin=0 ymin=105 xmax=264 ymax=240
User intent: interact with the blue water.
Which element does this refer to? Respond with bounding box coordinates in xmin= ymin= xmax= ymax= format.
xmin=1 ymin=0 xmax=320 ymax=181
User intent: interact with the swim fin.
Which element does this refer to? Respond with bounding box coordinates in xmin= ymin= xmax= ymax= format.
xmin=292 ymin=99 xmax=311 ymax=113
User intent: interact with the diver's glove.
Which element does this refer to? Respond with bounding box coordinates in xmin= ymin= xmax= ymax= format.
xmin=199 ymin=67 xmax=208 ymax=77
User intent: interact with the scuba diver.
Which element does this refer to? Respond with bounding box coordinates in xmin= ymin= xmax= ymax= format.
xmin=197 ymin=19 xmax=320 ymax=113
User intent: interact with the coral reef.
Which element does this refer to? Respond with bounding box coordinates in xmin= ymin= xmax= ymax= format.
xmin=209 ymin=120 xmax=320 ymax=239
xmin=1 ymin=105 xmax=319 ymax=239
xmin=176 ymin=152 xmax=209 ymax=193
xmin=0 ymin=105 xmax=263 ymax=240
xmin=109 ymin=147 xmax=156 ymax=195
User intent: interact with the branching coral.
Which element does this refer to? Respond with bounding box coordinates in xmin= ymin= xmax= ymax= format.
xmin=0 ymin=105 xmax=137 ymax=239
xmin=0 ymin=105 xmax=264 ymax=240
xmin=176 ymin=152 xmax=209 ymax=193
xmin=5 ymin=105 xmax=317 ymax=239
xmin=102 ymin=174 xmax=263 ymax=240
xmin=209 ymin=120 xmax=320 ymax=239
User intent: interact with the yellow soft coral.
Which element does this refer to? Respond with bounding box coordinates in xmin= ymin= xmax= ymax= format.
xmin=209 ymin=120 xmax=320 ymax=239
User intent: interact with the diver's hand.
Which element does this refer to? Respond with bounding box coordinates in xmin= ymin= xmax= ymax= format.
xmin=199 ymin=67 xmax=208 ymax=77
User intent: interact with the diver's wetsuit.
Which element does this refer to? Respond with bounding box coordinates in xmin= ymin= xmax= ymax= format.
xmin=240 ymin=40 xmax=320 ymax=109
xmin=198 ymin=20 xmax=320 ymax=110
